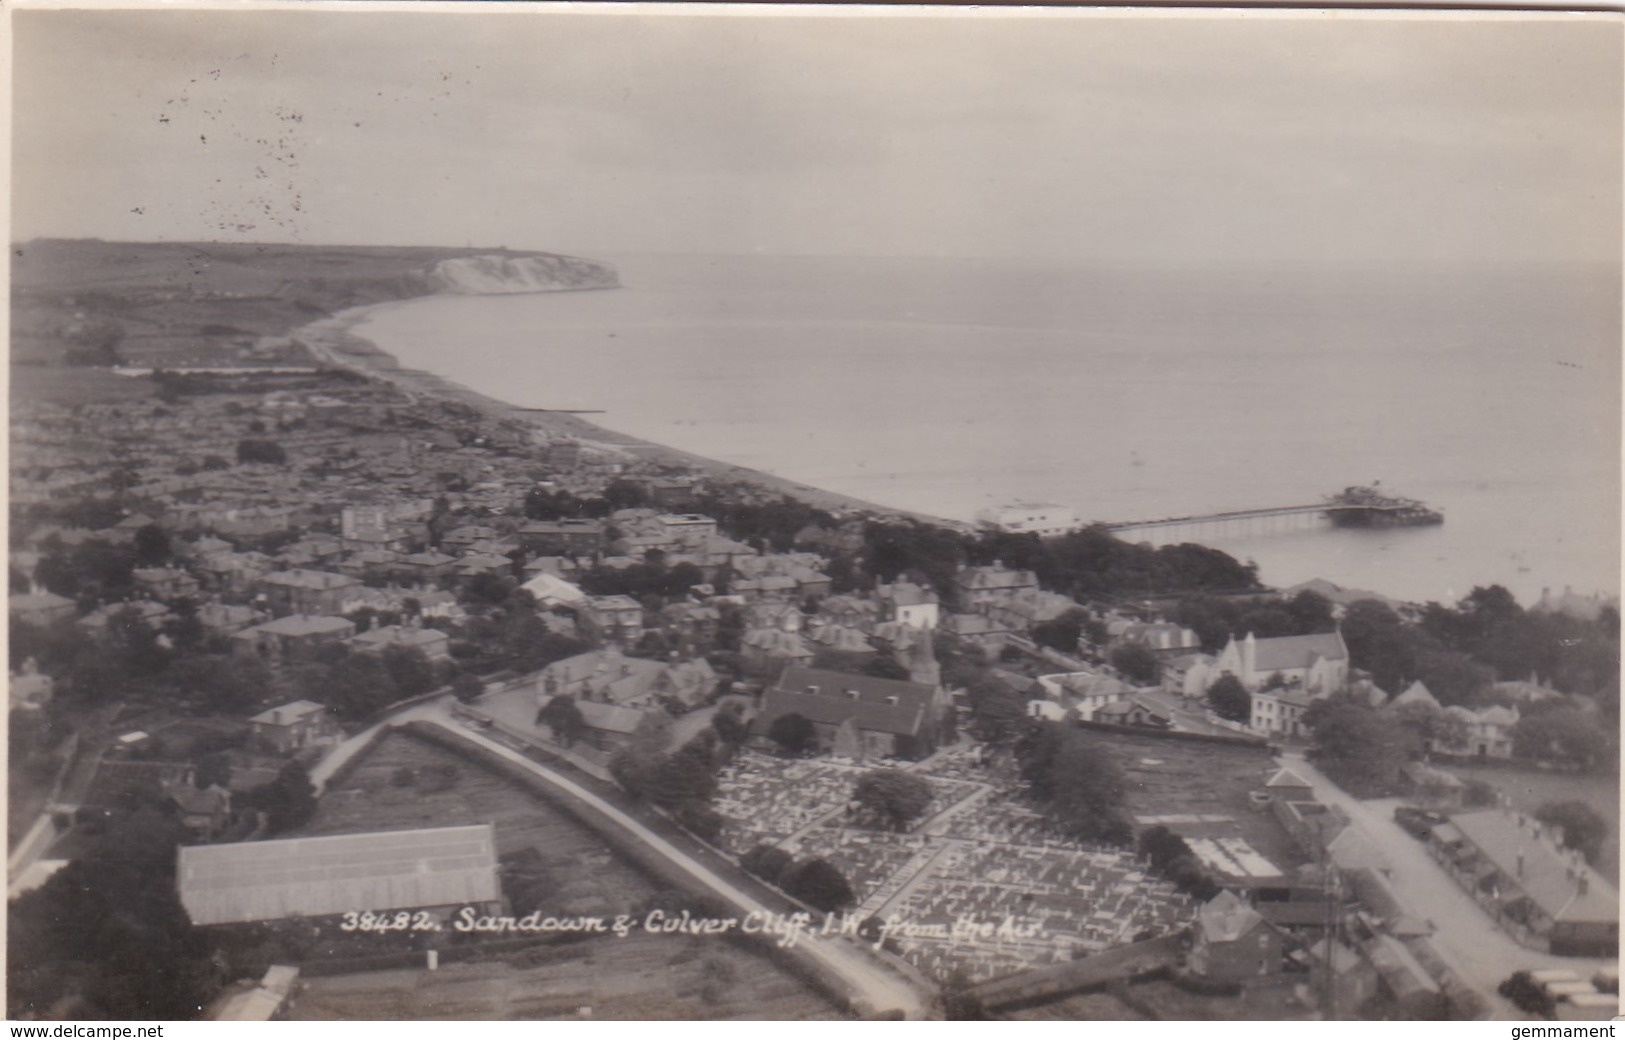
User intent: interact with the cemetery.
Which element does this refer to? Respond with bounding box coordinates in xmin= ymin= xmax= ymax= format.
xmin=714 ymin=742 xmax=1223 ymax=983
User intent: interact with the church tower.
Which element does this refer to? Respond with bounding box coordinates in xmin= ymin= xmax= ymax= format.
xmin=908 ymin=625 xmax=941 ymax=688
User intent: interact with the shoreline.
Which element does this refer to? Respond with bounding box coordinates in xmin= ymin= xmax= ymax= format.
xmin=294 ymin=296 xmax=969 ymax=530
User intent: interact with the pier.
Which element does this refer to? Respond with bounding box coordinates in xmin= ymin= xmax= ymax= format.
xmin=1106 ymin=504 xmax=1335 ymax=538
xmin=1107 ymin=489 xmax=1443 ymax=538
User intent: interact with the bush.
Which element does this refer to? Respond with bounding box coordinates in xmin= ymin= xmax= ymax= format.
xmin=1498 ymin=971 xmax=1555 ymax=1018
xmin=740 ymin=843 xmax=794 ymax=884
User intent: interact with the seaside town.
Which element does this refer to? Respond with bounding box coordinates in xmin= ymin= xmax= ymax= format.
xmin=7 ymin=241 xmax=1621 ymax=1023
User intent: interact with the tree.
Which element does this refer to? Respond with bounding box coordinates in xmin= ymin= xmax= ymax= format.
xmin=740 ymin=843 xmax=794 ymax=884
xmin=1340 ymin=599 xmax=1415 ymax=692
xmin=1392 ymin=700 xmax=1468 ymax=754
xmin=780 ymin=858 xmax=855 ymax=913
xmin=1286 ymin=590 xmax=1337 ymax=634
xmin=941 ymin=969 xmax=988 ymax=1020
xmin=1137 ymin=825 xmax=1221 ymax=900
xmin=1512 ymin=708 xmax=1613 ymax=770
xmin=321 ymin=650 xmax=399 ymax=721
xmin=1207 ymin=674 xmax=1251 ymax=723
xmin=8 ymin=808 xmax=215 ymax=1019
xmin=767 ymin=712 xmax=816 ymax=756
xmin=235 ymin=438 xmax=287 ymax=465
xmin=132 ymin=524 xmax=171 ymax=567
xmin=168 ymin=653 xmax=271 ymax=714
xmin=1534 ymin=801 xmax=1608 ymax=866
xmin=1304 ymin=694 xmax=1419 ymax=797
xmin=451 ymin=672 xmax=485 ymax=703
xmin=1019 ymin=725 xmax=1131 ymax=844
xmin=1032 ymin=608 xmax=1089 ymax=655
xmin=652 ymin=732 xmax=721 ymax=809
xmin=1110 ymin=643 xmax=1160 ymax=685
xmin=244 ymin=761 xmax=317 ymax=833
xmin=536 ymin=694 xmax=587 ymax=747
xmin=381 ymin=645 xmax=437 ymax=700
xmin=712 ymin=703 xmax=749 ymax=747
xmin=194 ymin=751 xmax=233 ymax=791
xmin=853 ymin=768 xmax=934 ymax=831
xmin=962 ymin=674 xmax=1027 ymax=744
xmin=608 ymin=712 xmax=673 ymax=800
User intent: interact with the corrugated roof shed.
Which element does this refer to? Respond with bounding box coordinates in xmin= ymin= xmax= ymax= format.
xmin=178 ymin=824 xmax=499 ymax=926
xmin=1449 ymin=810 xmax=1618 ymax=924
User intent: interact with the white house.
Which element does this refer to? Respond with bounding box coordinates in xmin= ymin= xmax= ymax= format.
xmin=974 ymin=501 xmax=1079 ymax=537
xmin=876 ymin=581 xmax=940 ymax=631
xmin=1250 ymin=686 xmax=1315 ymax=738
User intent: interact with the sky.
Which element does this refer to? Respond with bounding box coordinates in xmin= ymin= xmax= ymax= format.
xmin=8 ymin=3 xmax=1622 ymax=264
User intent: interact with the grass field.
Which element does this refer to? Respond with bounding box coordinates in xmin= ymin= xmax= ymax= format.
xmin=1071 ymin=728 xmax=1308 ymax=876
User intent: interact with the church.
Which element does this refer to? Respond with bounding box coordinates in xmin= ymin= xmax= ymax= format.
xmin=1212 ymin=631 xmax=1349 ymax=695
xmin=757 ymin=630 xmax=952 ymax=761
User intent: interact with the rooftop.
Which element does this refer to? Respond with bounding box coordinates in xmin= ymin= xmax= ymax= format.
xmin=177 ymin=824 xmax=500 ymax=926
xmin=1449 ymin=809 xmax=1618 ymax=924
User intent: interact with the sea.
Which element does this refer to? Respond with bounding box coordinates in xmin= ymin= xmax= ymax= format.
xmin=355 ymin=252 xmax=1621 ymax=608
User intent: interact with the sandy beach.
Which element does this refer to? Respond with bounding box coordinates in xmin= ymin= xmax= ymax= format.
xmin=294 ymin=296 xmax=963 ymax=528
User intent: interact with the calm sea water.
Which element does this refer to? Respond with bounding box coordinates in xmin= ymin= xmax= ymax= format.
xmin=356 ymin=253 xmax=1620 ymax=607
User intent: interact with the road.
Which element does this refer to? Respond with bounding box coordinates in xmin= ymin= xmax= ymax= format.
xmin=313 ymin=696 xmax=930 ymax=1019
xmin=1282 ymin=751 xmax=1616 ymax=1018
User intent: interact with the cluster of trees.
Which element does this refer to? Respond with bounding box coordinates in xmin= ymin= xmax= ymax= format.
xmin=449 ymin=592 xmax=589 ymax=674
xmin=1016 ymin=723 xmax=1132 ymax=845
xmin=608 ymin=702 xmax=750 ymax=843
xmin=1137 ymin=825 xmax=1221 ymax=901
xmin=995 ymin=527 xmax=1262 ymax=603
xmin=281 ymin=643 xmax=447 ymax=722
xmin=8 ymin=804 xmax=216 ymax=1019
xmin=1512 ymin=706 xmax=1614 ymax=771
xmin=575 ymin=559 xmax=706 ymax=604
xmin=1342 ymin=587 xmax=1620 ymax=714
xmin=1418 ymin=585 xmax=1618 ymax=700
xmin=238 ymin=760 xmax=318 ymax=834
xmin=738 ymin=845 xmax=856 ymax=913
xmin=1303 ymin=693 xmax=1420 ymax=797
xmin=520 ymin=479 xmax=651 ymax=522
xmin=1169 ymin=590 xmax=1338 ymax=654
xmin=690 ymin=491 xmax=837 ymax=555
xmin=10 ymin=605 xmax=268 ymax=722
xmin=1533 ymin=801 xmax=1610 ymax=866
xmin=852 ymin=768 xmax=934 ymax=831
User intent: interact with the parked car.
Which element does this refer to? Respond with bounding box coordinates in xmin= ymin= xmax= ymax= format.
xmin=1393 ymin=805 xmax=1447 ymax=840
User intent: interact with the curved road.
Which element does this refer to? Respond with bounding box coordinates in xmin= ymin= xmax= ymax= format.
xmin=314 ymin=697 xmax=930 ymax=1019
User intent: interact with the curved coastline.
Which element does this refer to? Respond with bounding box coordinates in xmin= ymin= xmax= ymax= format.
xmin=295 ymin=294 xmax=965 ymax=528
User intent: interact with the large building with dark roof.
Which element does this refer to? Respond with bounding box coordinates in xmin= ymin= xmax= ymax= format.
xmin=758 ymin=666 xmax=951 ymax=761
xmin=177 ymin=824 xmax=501 ymax=927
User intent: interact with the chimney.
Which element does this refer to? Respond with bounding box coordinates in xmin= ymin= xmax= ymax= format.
xmin=1578 ymin=874 xmax=1589 ymax=895
xmin=1516 ymin=850 xmax=1524 ymax=879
